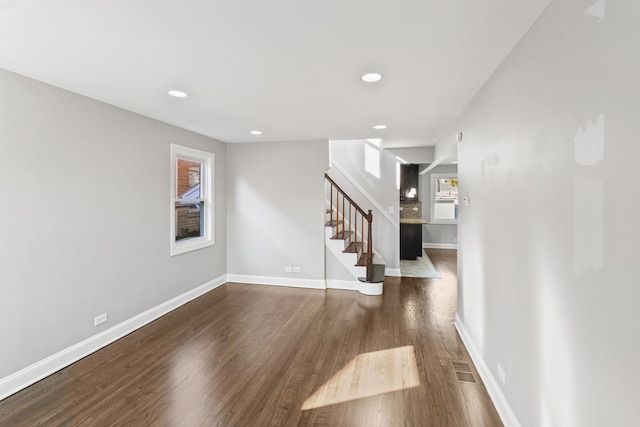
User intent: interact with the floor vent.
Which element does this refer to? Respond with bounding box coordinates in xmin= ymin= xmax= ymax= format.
xmin=456 ymin=371 xmax=476 ymax=383
xmin=453 ymin=362 xmax=471 ymax=372
xmin=453 ymin=361 xmax=476 ymax=383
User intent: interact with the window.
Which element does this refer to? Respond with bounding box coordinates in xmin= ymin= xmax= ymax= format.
xmin=364 ymin=139 xmax=381 ymax=179
xmin=430 ymin=173 xmax=458 ymax=224
xmin=170 ymin=144 xmax=214 ymax=255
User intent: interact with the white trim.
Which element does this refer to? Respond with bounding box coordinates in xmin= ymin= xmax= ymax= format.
xmin=358 ymin=281 xmax=383 ymax=295
xmin=170 ymin=143 xmax=215 ymax=256
xmin=330 ymin=159 xmax=399 ymax=230
xmin=226 ymin=274 xmax=326 ymax=290
xmin=326 ymin=280 xmax=359 ymax=291
xmin=0 ymin=275 xmax=227 ymax=402
xmin=423 ymin=243 xmax=458 ymax=250
xmin=385 ymin=268 xmax=402 ymax=277
xmin=326 ymin=280 xmax=383 ymax=296
xmin=455 ymin=315 xmax=522 ymax=427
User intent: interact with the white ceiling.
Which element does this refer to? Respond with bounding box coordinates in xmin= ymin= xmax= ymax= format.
xmin=0 ymin=0 xmax=549 ymax=147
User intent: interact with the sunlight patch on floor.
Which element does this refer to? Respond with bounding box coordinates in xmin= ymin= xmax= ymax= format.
xmin=302 ymin=345 xmax=420 ymax=410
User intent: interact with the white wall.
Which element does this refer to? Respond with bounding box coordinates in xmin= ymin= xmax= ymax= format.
xmin=325 ymin=248 xmax=357 ymax=282
xmin=386 ymin=146 xmax=435 ymax=164
xmin=0 ymin=69 xmax=227 ymax=380
xmin=226 ymin=140 xmax=328 ymax=282
xmin=419 ymin=165 xmax=458 ymax=246
xmin=453 ymin=1 xmax=640 ymax=426
xmin=329 ymin=139 xmax=400 ymax=272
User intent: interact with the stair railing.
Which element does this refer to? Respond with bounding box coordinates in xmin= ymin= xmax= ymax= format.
xmin=324 ymin=173 xmax=373 ymax=271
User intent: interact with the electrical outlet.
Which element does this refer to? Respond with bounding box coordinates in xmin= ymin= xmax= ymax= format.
xmin=454 ymin=237 xmax=458 ymax=244
xmin=285 ymin=267 xmax=292 ymax=273
xmin=497 ymin=364 xmax=506 ymax=384
xmin=389 ymin=207 xmax=394 ymax=214
xmin=94 ymin=312 xmax=108 ymax=326
xmin=293 ymin=267 xmax=301 ymax=273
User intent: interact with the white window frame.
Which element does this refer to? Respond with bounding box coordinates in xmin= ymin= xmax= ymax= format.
xmin=430 ymin=173 xmax=458 ymax=225
xmin=170 ymin=144 xmax=215 ymax=256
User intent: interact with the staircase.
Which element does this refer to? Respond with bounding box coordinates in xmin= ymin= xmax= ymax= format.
xmin=324 ymin=173 xmax=385 ymax=295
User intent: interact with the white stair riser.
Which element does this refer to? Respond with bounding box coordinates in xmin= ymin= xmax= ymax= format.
xmin=325 ymin=228 xmax=366 ymax=279
xmin=325 ymin=213 xmax=385 ymax=266
xmin=326 ymin=199 xmax=384 ymax=296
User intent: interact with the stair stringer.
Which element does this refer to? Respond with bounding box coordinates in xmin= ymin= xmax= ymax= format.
xmin=325 ymin=200 xmax=388 ymax=266
xmin=324 ymin=227 xmax=384 ymax=296
xmin=325 ymin=227 xmax=366 ymax=279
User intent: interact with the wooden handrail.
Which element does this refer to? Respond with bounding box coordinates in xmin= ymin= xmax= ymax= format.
xmin=324 ymin=173 xmax=372 ymax=221
xmin=324 ymin=173 xmax=374 ymax=273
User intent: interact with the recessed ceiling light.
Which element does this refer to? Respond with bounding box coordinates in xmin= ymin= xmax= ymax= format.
xmin=452 ymin=161 xmax=459 ymax=164
xmin=168 ymin=90 xmax=188 ymax=98
xmin=250 ymin=130 xmax=262 ymax=135
xmin=361 ymin=73 xmax=383 ymax=83
xmin=373 ymin=124 xmax=387 ymax=130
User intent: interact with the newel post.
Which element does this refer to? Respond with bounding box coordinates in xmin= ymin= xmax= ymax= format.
xmin=367 ymin=210 xmax=373 ymax=265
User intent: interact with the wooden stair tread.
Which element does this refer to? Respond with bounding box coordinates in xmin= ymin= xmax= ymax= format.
xmin=343 ymin=242 xmax=363 ymax=253
xmin=331 ymin=231 xmax=352 ymax=240
xmin=325 ymin=220 xmax=342 ymax=227
xmin=356 ymin=252 xmax=370 ymax=266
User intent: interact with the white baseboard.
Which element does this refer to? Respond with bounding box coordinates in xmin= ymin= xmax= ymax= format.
xmin=385 ymin=268 xmax=401 ymax=277
xmin=226 ymin=274 xmax=326 ymax=290
xmin=455 ymin=315 xmax=521 ymax=427
xmin=326 ymin=279 xmax=358 ymax=291
xmin=325 ymin=279 xmax=383 ymax=295
xmin=358 ymin=281 xmax=383 ymax=296
xmin=0 ymin=274 xmax=227 ymax=402
xmin=325 ymin=279 xmax=389 ymax=298
xmin=423 ymin=243 xmax=458 ymax=249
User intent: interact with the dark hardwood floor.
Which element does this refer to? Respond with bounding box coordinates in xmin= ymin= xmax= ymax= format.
xmin=0 ymin=249 xmax=502 ymax=426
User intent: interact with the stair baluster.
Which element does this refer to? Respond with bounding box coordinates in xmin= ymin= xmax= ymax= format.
xmin=324 ymin=173 xmax=376 ymax=281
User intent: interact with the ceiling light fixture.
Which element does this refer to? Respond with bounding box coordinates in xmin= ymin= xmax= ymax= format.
xmin=373 ymin=124 xmax=387 ymax=130
xmin=250 ymin=130 xmax=262 ymax=135
xmin=168 ymin=90 xmax=188 ymax=98
xmin=361 ymin=73 xmax=383 ymax=83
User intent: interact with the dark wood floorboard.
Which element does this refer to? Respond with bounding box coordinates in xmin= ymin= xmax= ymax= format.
xmin=0 ymin=249 xmax=502 ymax=426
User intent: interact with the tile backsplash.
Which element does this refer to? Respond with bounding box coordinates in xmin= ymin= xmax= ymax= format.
xmin=400 ymin=201 xmax=422 ymax=219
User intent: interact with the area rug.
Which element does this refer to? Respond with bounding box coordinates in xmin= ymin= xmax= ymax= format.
xmin=400 ymin=251 xmax=441 ymax=278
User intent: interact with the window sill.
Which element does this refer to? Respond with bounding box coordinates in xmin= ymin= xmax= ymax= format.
xmin=171 ymin=238 xmax=214 ymax=256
